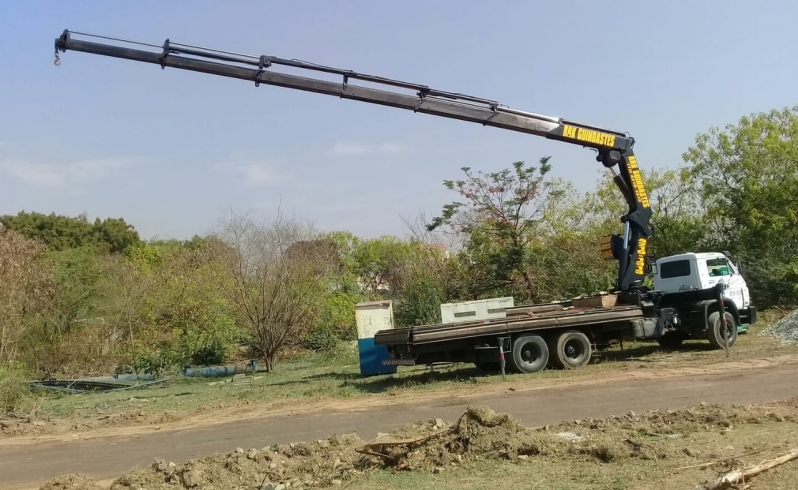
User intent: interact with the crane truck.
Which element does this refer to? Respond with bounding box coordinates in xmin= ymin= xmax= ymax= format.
xmin=53 ymin=30 xmax=757 ymax=374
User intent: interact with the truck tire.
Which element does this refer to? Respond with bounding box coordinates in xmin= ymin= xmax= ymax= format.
xmin=548 ymin=330 xmax=592 ymax=369
xmin=509 ymin=334 xmax=549 ymax=374
xmin=707 ymin=311 xmax=738 ymax=350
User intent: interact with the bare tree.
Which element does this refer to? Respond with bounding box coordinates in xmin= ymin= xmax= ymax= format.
xmin=213 ymin=210 xmax=335 ymax=371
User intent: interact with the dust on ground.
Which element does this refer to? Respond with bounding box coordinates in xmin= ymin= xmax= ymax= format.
xmin=0 ymin=409 xmax=182 ymax=439
xmin=37 ymin=397 xmax=798 ymax=490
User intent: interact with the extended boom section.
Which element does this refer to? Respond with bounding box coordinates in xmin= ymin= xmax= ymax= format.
xmin=54 ymin=29 xmax=652 ymax=291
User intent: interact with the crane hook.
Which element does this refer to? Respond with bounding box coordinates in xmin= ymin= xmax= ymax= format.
xmin=54 ymin=52 xmax=61 ymax=66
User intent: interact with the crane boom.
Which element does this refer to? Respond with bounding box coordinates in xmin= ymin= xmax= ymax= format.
xmin=54 ymin=29 xmax=653 ymax=292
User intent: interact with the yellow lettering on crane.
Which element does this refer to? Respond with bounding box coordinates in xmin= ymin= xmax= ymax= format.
xmin=563 ymin=124 xmax=578 ymax=139
xmin=635 ymin=237 xmax=648 ymax=276
xmin=625 ymin=156 xmax=651 ymax=208
xmin=561 ymin=124 xmax=616 ymax=148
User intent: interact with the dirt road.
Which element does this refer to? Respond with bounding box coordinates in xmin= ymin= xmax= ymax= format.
xmin=3 ymin=362 xmax=798 ymax=489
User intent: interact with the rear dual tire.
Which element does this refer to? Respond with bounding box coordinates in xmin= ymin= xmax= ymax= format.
xmin=506 ymin=330 xmax=593 ymax=374
xmin=547 ymin=330 xmax=592 ymax=369
xmin=508 ymin=334 xmax=549 ymax=374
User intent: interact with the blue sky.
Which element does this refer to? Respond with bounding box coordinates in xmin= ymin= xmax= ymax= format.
xmin=1 ymin=1 xmax=796 ymax=240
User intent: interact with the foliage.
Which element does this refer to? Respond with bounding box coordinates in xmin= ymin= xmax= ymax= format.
xmin=2 ymin=103 xmax=796 ymax=379
xmin=39 ymin=247 xmax=106 ymax=341
xmin=0 ymin=211 xmax=141 ymax=253
xmin=307 ymin=290 xmax=364 ymax=350
xmin=393 ymin=267 xmax=444 ymax=327
xmin=0 ymin=362 xmax=30 ymax=413
xmin=683 ymin=105 xmax=798 ymax=306
xmin=0 ymin=230 xmax=52 ymax=363
xmin=428 ymin=158 xmax=570 ymax=301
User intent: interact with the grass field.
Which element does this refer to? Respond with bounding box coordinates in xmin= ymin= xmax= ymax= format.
xmin=9 ymin=310 xmax=796 ymax=434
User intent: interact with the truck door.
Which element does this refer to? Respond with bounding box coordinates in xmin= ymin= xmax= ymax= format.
xmin=703 ymin=257 xmax=746 ymax=309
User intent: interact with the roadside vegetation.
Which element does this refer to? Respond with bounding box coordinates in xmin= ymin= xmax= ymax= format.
xmin=2 ymin=105 xmax=798 ymax=416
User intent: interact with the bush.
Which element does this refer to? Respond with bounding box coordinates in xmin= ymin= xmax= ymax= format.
xmin=304 ymin=327 xmax=342 ymax=351
xmin=189 ymin=336 xmax=229 ymax=366
xmin=0 ymin=363 xmax=30 ymax=413
xmin=131 ymin=346 xmax=181 ymax=375
xmin=305 ymin=290 xmax=362 ymax=351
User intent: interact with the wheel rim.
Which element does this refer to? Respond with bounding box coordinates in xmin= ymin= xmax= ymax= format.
xmin=564 ymin=339 xmax=584 ymax=361
xmin=520 ymin=343 xmax=541 ymax=365
xmin=722 ymin=322 xmax=735 ymax=341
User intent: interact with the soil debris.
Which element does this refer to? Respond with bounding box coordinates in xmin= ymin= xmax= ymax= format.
xmin=39 ymin=473 xmax=105 ymax=490
xmin=1 ymin=409 xmax=182 ymax=438
xmin=37 ymin=398 xmax=798 ymax=490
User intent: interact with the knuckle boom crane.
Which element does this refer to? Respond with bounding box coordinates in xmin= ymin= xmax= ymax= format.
xmin=54 ymin=29 xmax=653 ymax=293
xmin=54 ymin=30 xmax=757 ymax=373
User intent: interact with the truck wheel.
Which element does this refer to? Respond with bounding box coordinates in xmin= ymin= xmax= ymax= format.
xmin=548 ymin=330 xmax=592 ymax=369
xmin=707 ymin=311 xmax=738 ymax=349
xmin=509 ymin=334 xmax=549 ymax=374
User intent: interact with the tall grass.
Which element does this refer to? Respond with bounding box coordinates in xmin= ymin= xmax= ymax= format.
xmin=0 ymin=363 xmax=30 ymax=413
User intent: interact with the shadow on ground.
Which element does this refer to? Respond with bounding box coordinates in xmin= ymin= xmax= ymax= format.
xmin=265 ymin=340 xmax=718 ymax=394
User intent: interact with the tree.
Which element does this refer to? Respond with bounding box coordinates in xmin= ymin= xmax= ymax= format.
xmin=0 ymin=211 xmax=142 ymax=253
xmin=91 ymin=217 xmax=142 ymax=253
xmin=0 ymin=211 xmax=95 ymax=251
xmin=213 ymin=211 xmax=336 ymax=371
xmin=581 ymin=166 xmax=707 ymax=259
xmin=428 ymin=158 xmax=569 ymax=300
xmin=683 ymin=106 xmax=798 ymax=306
xmin=40 ymin=247 xmax=105 ymax=341
xmin=0 ymin=230 xmax=52 ymax=362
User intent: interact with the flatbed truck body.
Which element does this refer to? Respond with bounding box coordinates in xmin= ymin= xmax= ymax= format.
xmin=375 ymin=284 xmax=757 ymax=373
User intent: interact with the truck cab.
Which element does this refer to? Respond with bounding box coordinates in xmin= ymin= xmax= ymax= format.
xmin=654 ymin=252 xmax=755 ymax=331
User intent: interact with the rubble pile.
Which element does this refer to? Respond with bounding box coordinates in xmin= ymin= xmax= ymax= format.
xmin=760 ymin=308 xmax=798 ymax=344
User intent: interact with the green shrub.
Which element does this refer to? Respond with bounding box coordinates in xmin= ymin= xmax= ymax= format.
xmin=190 ymin=336 xmax=229 ymax=366
xmin=131 ymin=346 xmax=181 ymax=375
xmin=0 ymin=363 xmax=30 ymax=413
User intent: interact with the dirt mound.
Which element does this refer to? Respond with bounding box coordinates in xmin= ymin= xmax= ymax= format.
xmin=39 ymin=473 xmax=105 ymax=489
xmin=107 ymin=432 xmax=367 ymax=490
xmin=37 ymin=399 xmax=798 ymax=490
xmin=761 ymin=308 xmax=798 ymax=344
xmin=0 ymin=417 xmax=54 ymax=437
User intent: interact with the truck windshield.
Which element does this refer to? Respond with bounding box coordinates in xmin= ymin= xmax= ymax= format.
xmin=660 ymin=259 xmax=691 ymax=278
xmin=706 ymin=258 xmax=731 ymax=276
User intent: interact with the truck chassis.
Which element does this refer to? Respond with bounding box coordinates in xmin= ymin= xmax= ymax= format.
xmin=375 ymin=286 xmax=757 ymax=374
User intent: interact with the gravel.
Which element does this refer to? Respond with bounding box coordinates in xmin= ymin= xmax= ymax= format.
xmin=760 ymin=309 xmax=798 ymax=344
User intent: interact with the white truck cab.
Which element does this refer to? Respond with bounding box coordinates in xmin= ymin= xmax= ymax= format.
xmin=654 ymin=252 xmax=755 ymax=330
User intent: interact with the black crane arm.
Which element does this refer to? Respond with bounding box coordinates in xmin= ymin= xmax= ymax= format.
xmin=54 ymin=30 xmax=653 ymax=292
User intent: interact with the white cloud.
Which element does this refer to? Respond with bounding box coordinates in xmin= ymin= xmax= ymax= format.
xmin=223 ymin=159 xmax=291 ymax=187
xmin=0 ymin=158 xmax=133 ymax=189
xmin=328 ymin=141 xmax=410 ymax=156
